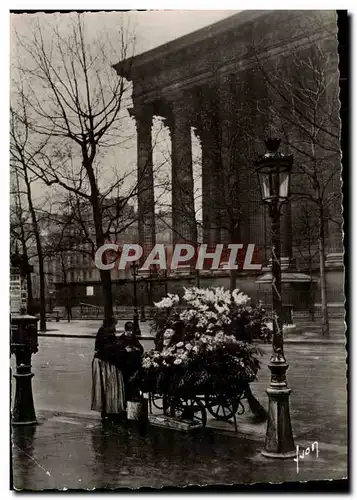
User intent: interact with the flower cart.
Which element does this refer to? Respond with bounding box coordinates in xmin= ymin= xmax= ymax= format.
xmin=144 ymin=339 xmax=259 ymax=432
xmin=132 ymin=287 xmax=267 ymax=432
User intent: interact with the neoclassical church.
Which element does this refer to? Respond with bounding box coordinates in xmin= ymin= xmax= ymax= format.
xmin=114 ymin=10 xmax=344 ymax=313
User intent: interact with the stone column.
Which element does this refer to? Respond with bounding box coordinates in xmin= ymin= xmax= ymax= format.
xmin=217 ymin=72 xmax=238 ymax=245
xmin=129 ymin=105 xmax=156 ymax=261
xmin=197 ymin=87 xmax=221 ymax=247
xmin=169 ymin=98 xmax=197 ymax=246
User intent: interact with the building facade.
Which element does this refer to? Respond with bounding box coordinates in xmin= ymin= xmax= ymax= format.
xmin=113 ymin=10 xmax=344 ymax=310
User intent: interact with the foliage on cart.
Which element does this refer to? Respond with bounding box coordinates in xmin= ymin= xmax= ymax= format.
xmin=132 ymin=287 xmax=267 ymax=397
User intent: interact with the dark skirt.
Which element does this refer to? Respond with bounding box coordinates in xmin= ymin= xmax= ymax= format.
xmin=91 ymin=357 xmax=125 ymax=414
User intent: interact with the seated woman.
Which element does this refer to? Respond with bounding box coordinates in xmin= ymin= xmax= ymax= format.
xmin=91 ymin=316 xmax=126 ymax=421
xmin=116 ymin=321 xmax=144 ymax=402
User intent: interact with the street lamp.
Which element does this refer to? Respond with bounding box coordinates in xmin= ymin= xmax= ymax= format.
xmin=130 ymin=262 xmax=141 ymax=336
xmin=254 ymin=138 xmax=295 ymax=458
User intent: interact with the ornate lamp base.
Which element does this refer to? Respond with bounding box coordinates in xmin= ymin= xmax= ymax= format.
xmin=12 ymin=362 xmax=37 ymax=426
xmin=261 ymin=361 xmax=295 ymax=458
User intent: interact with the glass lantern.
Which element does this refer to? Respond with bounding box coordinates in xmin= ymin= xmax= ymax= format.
xmin=255 ymin=138 xmax=293 ymax=206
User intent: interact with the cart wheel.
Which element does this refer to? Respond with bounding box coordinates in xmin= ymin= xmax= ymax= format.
xmin=151 ymin=394 xmax=170 ymax=414
xmin=205 ymin=396 xmax=239 ymax=421
xmin=237 ymin=400 xmax=245 ymax=415
xmin=151 ymin=394 xmax=164 ymax=410
xmin=170 ymin=397 xmax=207 ymax=427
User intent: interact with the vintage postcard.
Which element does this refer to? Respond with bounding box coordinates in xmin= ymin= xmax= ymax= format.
xmin=10 ymin=9 xmax=347 ymax=491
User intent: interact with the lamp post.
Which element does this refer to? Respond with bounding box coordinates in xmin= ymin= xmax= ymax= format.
xmin=130 ymin=262 xmax=141 ymax=336
xmin=255 ymin=138 xmax=295 ymax=458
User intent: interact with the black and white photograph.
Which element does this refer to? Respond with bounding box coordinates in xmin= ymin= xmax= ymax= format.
xmin=9 ymin=8 xmax=347 ymax=491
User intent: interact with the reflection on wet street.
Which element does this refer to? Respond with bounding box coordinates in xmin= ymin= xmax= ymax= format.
xmin=12 ymin=413 xmax=347 ymax=490
xmin=12 ymin=420 xmax=258 ymax=490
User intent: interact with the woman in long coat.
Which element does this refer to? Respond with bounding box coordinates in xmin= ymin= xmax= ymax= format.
xmin=91 ymin=316 xmax=126 ymax=420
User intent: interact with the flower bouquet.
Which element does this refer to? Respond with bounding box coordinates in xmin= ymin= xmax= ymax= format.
xmin=132 ymin=287 xmax=267 ymax=399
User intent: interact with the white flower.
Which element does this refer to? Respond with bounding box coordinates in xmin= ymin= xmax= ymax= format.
xmin=206 ymin=311 xmax=218 ymax=321
xmin=179 ymin=309 xmax=197 ymax=321
xmin=164 ymin=328 xmax=175 ymax=338
xmin=176 ymin=342 xmax=184 ymax=348
xmin=154 ymin=296 xmax=175 ymax=309
xmin=185 ymin=343 xmax=193 ymax=351
xmin=163 ymin=338 xmax=170 ymax=346
xmin=232 ymin=289 xmax=249 ymax=307
xmin=214 ymin=332 xmax=225 ymax=342
xmin=174 ymin=358 xmax=182 ymax=365
xmin=162 ymin=346 xmax=174 ymax=357
xmin=167 ymin=293 xmax=180 ymax=304
xmin=142 ymin=358 xmax=152 ymax=368
xmin=214 ymin=303 xmax=227 ymax=314
xmin=214 ymin=287 xmax=232 ymax=305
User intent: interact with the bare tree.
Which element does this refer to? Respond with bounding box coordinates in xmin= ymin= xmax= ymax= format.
xmin=252 ymin=29 xmax=341 ymax=337
xmin=10 ymin=169 xmax=35 ymax=312
xmin=11 ymin=13 xmax=141 ymax=320
xmin=292 ymin=202 xmax=320 ymax=320
xmin=10 ymin=104 xmax=49 ymax=331
xmin=43 ymin=210 xmax=82 ymax=322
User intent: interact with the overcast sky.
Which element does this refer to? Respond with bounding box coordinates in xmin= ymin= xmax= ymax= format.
xmin=10 ymin=10 xmax=238 ymax=221
xmin=124 ymin=10 xmax=238 ymax=54
xmin=11 ymin=10 xmax=237 ymax=57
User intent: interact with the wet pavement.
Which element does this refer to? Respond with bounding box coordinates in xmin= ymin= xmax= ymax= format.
xmin=12 ymin=409 xmax=347 ymax=490
xmin=11 ymin=337 xmax=348 ymax=489
xmin=10 ymin=336 xmax=155 ymax=414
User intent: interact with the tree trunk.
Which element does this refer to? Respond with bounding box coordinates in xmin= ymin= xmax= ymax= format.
xmin=26 ymin=269 xmax=33 ymax=313
xmin=23 ymin=169 xmax=46 ymax=331
xmin=195 ymin=269 xmax=200 ymax=287
xmin=246 ymin=385 xmax=267 ymax=419
xmin=94 ymin=222 xmax=113 ymax=320
xmin=61 ymin=254 xmax=71 ymax=323
xmin=34 ymin=232 xmax=46 ymax=331
xmin=15 ymin=170 xmax=34 ymax=313
xmin=100 ymin=268 xmax=113 ymax=320
xmin=93 ymin=212 xmax=113 ymax=320
xmin=87 ymin=155 xmax=114 ymax=322
xmin=318 ymin=208 xmax=329 ymax=337
xmin=20 ymin=245 xmax=33 ymax=313
xmin=229 ymin=269 xmax=237 ymax=292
